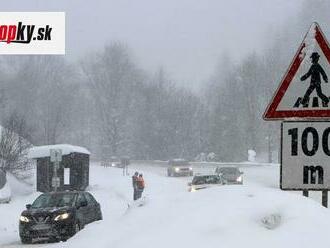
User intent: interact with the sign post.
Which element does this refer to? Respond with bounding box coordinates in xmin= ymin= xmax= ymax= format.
xmin=322 ymin=190 xmax=328 ymax=207
xmin=264 ymin=22 xmax=330 ymax=208
xmin=50 ymin=149 xmax=62 ymax=192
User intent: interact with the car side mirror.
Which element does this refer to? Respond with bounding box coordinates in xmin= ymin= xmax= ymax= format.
xmin=187 ymin=182 xmax=192 ymax=186
xmin=26 ymin=204 xmax=32 ymax=209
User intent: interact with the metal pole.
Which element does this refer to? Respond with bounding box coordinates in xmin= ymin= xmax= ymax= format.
xmin=54 ymin=161 xmax=58 ymax=192
xmin=322 ymin=190 xmax=328 ymax=208
xmin=303 ymin=190 xmax=309 ymax=197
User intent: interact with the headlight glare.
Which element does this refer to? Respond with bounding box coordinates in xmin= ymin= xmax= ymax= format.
xmin=236 ymin=176 xmax=242 ymax=182
xmin=20 ymin=215 xmax=30 ymax=223
xmin=54 ymin=212 xmax=70 ymax=221
xmin=175 ymin=167 xmax=180 ymax=172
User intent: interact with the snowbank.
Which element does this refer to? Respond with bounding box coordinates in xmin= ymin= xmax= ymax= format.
xmin=0 ymin=182 xmax=11 ymax=203
xmin=62 ymin=166 xmax=330 ymax=248
xmin=28 ymin=144 xmax=91 ymax=159
xmin=6 ymin=172 xmax=34 ymax=196
xmin=1 ymin=164 xmax=330 ymax=248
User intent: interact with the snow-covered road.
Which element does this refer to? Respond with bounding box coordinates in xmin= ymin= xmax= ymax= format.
xmin=1 ymin=163 xmax=330 ymax=248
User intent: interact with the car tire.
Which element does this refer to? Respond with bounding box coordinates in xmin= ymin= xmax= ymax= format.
xmin=167 ymin=170 xmax=171 ymax=177
xmin=61 ymin=238 xmax=68 ymax=242
xmin=96 ymin=210 xmax=103 ymax=221
xmin=69 ymin=221 xmax=81 ymax=237
xmin=20 ymin=236 xmax=32 ymax=244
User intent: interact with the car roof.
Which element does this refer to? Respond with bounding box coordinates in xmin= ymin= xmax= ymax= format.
xmin=216 ymin=166 xmax=239 ymax=170
xmin=193 ymin=174 xmax=219 ymax=178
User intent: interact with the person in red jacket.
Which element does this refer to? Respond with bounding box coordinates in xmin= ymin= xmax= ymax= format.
xmin=136 ymin=174 xmax=145 ymax=200
xmin=132 ymin=172 xmax=139 ymax=200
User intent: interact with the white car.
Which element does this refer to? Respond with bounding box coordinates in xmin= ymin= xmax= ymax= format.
xmin=167 ymin=159 xmax=193 ymax=177
xmin=188 ymin=174 xmax=225 ymax=192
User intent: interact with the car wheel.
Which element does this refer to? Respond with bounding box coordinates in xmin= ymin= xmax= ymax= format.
xmin=167 ymin=170 xmax=171 ymax=177
xmin=61 ymin=238 xmax=68 ymax=242
xmin=74 ymin=222 xmax=80 ymax=233
xmin=20 ymin=236 xmax=32 ymax=244
xmin=96 ymin=210 xmax=103 ymax=221
xmin=69 ymin=221 xmax=81 ymax=237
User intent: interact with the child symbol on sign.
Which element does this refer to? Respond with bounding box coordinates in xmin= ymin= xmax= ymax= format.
xmin=301 ymin=52 xmax=329 ymax=106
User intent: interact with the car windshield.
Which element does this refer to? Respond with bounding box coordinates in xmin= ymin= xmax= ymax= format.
xmin=170 ymin=160 xmax=190 ymax=166
xmin=192 ymin=175 xmax=221 ymax=185
xmin=217 ymin=167 xmax=239 ymax=174
xmin=31 ymin=193 xmax=76 ymax=208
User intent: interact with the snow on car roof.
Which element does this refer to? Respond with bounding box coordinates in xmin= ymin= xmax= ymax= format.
xmin=171 ymin=158 xmax=187 ymax=161
xmin=28 ymin=144 xmax=91 ymax=159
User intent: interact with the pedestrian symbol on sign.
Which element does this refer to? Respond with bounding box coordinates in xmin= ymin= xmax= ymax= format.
xmin=294 ymin=52 xmax=329 ymax=108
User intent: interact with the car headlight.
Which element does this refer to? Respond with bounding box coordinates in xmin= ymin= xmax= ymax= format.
xmin=190 ymin=186 xmax=196 ymax=192
xmin=20 ymin=215 xmax=30 ymax=223
xmin=54 ymin=212 xmax=70 ymax=221
xmin=111 ymin=163 xmax=115 ymax=167
xmin=175 ymin=167 xmax=180 ymax=172
xmin=236 ymin=176 xmax=242 ymax=182
xmin=189 ymin=167 xmax=193 ymax=171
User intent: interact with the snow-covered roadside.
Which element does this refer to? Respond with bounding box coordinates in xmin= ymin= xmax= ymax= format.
xmin=64 ymin=165 xmax=330 ymax=248
xmin=1 ymin=163 xmax=330 ymax=248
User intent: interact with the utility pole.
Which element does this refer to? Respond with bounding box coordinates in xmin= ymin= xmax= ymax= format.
xmin=50 ymin=149 xmax=62 ymax=192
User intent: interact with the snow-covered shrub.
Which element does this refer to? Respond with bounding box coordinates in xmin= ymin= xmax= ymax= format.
xmin=248 ymin=150 xmax=256 ymax=162
xmin=260 ymin=213 xmax=281 ymax=230
xmin=0 ymin=113 xmax=33 ymax=181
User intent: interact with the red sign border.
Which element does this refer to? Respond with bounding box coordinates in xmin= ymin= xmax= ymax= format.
xmin=263 ymin=23 xmax=330 ymax=120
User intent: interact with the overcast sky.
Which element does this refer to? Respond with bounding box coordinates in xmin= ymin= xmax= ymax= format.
xmin=2 ymin=0 xmax=302 ymax=88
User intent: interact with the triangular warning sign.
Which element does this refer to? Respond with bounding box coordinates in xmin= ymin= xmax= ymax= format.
xmin=264 ymin=22 xmax=330 ymax=120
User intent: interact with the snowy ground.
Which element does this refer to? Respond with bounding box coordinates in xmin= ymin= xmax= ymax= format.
xmin=1 ymin=163 xmax=330 ymax=248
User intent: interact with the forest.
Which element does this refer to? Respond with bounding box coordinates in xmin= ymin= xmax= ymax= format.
xmin=0 ymin=0 xmax=328 ymax=162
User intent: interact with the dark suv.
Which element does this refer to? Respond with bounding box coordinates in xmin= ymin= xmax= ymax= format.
xmin=215 ymin=167 xmax=243 ymax=184
xmin=19 ymin=191 xmax=102 ymax=244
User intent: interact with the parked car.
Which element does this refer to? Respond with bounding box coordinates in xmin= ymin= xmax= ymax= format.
xmin=19 ymin=191 xmax=102 ymax=244
xmin=167 ymin=159 xmax=193 ymax=177
xmin=101 ymin=156 xmax=121 ymax=168
xmin=188 ymin=174 xmax=225 ymax=192
xmin=215 ymin=166 xmax=243 ymax=184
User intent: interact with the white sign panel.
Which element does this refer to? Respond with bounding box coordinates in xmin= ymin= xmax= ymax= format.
xmin=51 ymin=176 xmax=60 ymax=188
xmin=0 ymin=12 xmax=65 ymax=54
xmin=64 ymin=168 xmax=70 ymax=185
xmin=282 ymin=121 xmax=330 ymax=190
xmin=50 ymin=149 xmax=62 ymax=162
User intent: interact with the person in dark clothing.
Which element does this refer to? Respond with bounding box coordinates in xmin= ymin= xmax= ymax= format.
xmin=301 ymin=52 xmax=329 ymax=106
xmin=136 ymin=174 xmax=145 ymax=200
xmin=132 ymin=171 xmax=139 ymax=200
